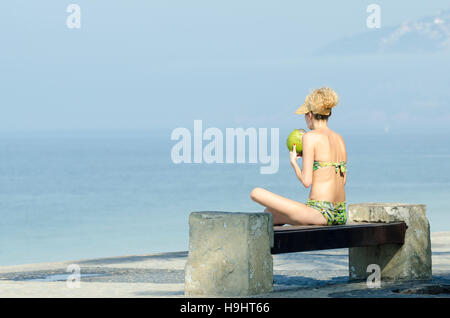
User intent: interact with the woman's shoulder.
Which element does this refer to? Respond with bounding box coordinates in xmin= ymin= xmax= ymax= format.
xmin=304 ymin=129 xmax=346 ymax=146
xmin=304 ymin=129 xmax=340 ymax=139
xmin=302 ymin=130 xmax=320 ymax=142
xmin=329 ymin=129 xmax=345 ymax=142
xmin=333 ymin=130 xmax=346 ymax=145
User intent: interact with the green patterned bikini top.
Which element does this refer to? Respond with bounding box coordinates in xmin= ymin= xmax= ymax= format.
xmin=313 ymin=160 xmax=347 ymax=173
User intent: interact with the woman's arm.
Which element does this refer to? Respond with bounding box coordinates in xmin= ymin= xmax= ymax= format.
xmin=341 ymin=135 xmax=347 ymax=186
xmin=290 ymin=133 xmax=314 ymax=188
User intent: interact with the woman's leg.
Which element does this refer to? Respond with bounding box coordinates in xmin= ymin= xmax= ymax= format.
xmin=264 ymin=207 xmax=288 ymax=226
xmin=250 ymin=187 xmax=327 ymax=226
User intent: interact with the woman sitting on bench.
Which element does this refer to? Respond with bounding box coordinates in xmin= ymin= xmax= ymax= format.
xmin=250 ymin=87 xmax=347 ymax=226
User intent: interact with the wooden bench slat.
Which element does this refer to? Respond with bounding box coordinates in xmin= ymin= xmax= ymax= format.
xmin=271 ymin=221 xmax=407 ymax=254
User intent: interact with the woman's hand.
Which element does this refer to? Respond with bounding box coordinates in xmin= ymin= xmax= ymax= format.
xmin=289 ymin=144 xmax=301 ymax=166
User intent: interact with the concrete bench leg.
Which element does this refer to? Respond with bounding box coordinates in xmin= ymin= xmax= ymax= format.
xmin=184 ymin=212 xmax=274 ymax=297
xmin=348 ymin=203 xmax=432 ymax=281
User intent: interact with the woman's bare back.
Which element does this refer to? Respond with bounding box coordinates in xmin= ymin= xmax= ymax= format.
xmin=307 ymin=128 xmax=347 ymax=203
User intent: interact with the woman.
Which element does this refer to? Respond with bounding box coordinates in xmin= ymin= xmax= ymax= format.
xmin=250 ymin=87 xmax=347 ymax=226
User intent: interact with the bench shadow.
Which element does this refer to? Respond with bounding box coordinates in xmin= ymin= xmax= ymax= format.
xmin=274 ymin=274 xmax=348 ymax=287
xmin=134 ymin=290 xmax=185 ymax=297
xmin=274 ymin=250 xmax=349 ymax=268
xmin=75 ymin=251 xmax=188 ymax=266
xmin=327 ymin=273 xmax=450 ymax=298
xmin=431 ymin=251 xmax=450 ymax=255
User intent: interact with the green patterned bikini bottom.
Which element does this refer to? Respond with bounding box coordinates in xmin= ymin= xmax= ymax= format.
xmin=307 ymin=199 xmax=347 ymax=225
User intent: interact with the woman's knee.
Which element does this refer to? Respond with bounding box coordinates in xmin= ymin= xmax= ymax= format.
xmin=250 ymin=187 xmax=265 ymax=202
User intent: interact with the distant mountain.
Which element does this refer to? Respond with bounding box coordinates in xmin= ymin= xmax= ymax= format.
xmin=315 ymin=9 xmax=450 ymax=55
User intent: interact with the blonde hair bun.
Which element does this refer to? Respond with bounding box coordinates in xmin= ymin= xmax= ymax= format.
xmin=308 ymin=87 xmax=339 ymax=115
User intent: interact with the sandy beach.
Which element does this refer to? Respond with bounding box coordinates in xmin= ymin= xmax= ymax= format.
xmin=0 ymin=231 xmax=449 ymax=298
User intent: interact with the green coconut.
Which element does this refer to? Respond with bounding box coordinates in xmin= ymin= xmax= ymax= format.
xmin=286 ymin=129 xmax=307 ymax=154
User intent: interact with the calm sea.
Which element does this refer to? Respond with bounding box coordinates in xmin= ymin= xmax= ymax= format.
xmin=0 ymin=131 xmax=449 ymax=266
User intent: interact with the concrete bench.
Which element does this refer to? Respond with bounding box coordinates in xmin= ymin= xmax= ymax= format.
xmin=184 ymin=203 xmax=432 ymax=296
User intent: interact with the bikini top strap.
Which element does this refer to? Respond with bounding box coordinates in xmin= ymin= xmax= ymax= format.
xmin=314 ymin=160 xmax=347 ymax=173
xmin=337 ymin=161 xmax=347 ymax=173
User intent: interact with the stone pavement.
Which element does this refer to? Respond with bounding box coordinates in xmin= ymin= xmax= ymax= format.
xmin=0 ymin=232 xmax=449 ymax=298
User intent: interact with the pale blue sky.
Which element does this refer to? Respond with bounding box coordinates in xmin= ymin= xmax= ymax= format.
xmin=1 ymin=1 xmax=449 ymax=133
